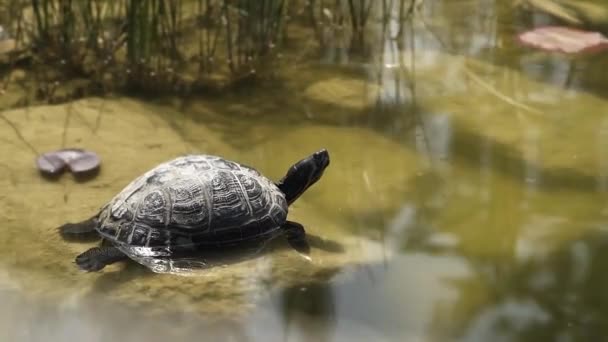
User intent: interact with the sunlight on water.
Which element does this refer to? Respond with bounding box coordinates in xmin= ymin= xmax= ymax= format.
xmin=1 ymin=0 xmax=608 ymax=341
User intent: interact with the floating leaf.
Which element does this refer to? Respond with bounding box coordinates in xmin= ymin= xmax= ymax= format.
xmin=36 ymin=148 xmax=101 ymax=177
xmin=517 ymin=26 xmax=608 ymax=53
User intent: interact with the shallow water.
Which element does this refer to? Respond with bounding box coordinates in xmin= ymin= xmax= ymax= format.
xmin=2 ymin=0 xmax=608 ymax=341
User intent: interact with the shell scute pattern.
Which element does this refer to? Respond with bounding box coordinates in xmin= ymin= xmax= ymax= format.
xmin=239 ymin=164 xmax=262 ymax=176
xmin=129 ymin=225 xmax=149 ymax=246
xmin=237 ymin=173 xmax=270 ymax=217
xmin=98 ymin=224 xmax=117 ymax=237
xmin=98 ymin=155 xmax=287 ymax=249
xmin=209 ymin=158 xmax=240 ymax=170
xmin=210 ymin=170 xmax=251 ymax=229
xmin=137 ymin=190 xmax=168 ymax=226
xmin=269 ymin=202 xmax=288 ymax=225
xmin=117 ymin=225 xmax=133 ymax=243
xmin=147 ymin=228 xmax=172 ymax=247
xmin=168 ymin=180 xmax=208 ymax=227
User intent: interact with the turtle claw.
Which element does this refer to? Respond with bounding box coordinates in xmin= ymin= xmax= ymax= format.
xmin=289 ymin=238 xmax=311 ymax=256
xmin=298 ymin=252 xmax=312 ymax=262
xmin=75 ymin=246 xmax=126 ymax=272
xmin=283 ymin=220 xmax=312 ymax=258
xmin=75 ymin=248 xmax=106 ymax=272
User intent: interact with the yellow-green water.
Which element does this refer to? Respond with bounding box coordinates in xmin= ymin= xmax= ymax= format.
xmin=2 ymin=0 xmax=608 ymax=341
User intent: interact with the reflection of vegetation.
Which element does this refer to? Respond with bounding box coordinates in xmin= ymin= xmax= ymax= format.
xmin=516 ymin=0 xmax=608 ymax=32
xmin=308 ymin=0 xmax=415 ymax=57
xmin=447 ymin=232 xmax=608 ymax=340
xmin=280 ymin=282 xmax=336 ymax=341
xmin=392 ymin=154 xmax=608 ymax=340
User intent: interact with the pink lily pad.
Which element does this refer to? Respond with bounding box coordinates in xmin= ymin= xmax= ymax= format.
xmin=517 ymin=26 xmax=608 ymax=54
xmin=36 ymin=148 xmax=101 ymax=177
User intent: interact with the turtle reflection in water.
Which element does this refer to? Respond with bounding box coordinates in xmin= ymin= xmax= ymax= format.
xmin=59 ymin=150 xmax=330 ymax=272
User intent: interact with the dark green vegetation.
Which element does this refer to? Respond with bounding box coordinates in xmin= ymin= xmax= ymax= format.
xmin=0 ymin=0 xmax=412 ymax=101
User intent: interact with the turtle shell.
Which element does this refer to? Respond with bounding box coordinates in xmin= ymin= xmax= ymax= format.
xmin=95 ymin=155 xmax=288 ymax=255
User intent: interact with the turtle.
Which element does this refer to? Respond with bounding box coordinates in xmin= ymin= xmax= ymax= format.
xmin=59 ymin=149 xmax=330 ymax=272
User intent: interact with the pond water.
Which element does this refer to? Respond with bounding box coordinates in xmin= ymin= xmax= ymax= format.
xmin=1 ymin=0 xmax=608 ymax=341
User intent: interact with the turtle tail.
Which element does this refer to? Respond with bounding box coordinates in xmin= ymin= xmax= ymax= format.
xmin=58 ymin=217 xmax=100 ymax=241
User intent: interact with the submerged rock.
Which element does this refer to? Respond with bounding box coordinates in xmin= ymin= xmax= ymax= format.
xmin=0 ymin=97 xmax=389 ymax=319
xmin=36 ymin=148 xmax=101 ymax=177
xmin=303 ymin=77 xmax=381 ymax=123
xmin=304 ymin=77 xmax=380 ymax=111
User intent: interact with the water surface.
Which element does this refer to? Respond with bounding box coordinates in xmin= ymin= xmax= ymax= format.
xmin=2 ymin=1 xmax=608 ymax=341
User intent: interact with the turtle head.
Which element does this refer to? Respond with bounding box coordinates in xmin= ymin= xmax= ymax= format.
xmin=277 ymin=149 xmax=330 ymax=205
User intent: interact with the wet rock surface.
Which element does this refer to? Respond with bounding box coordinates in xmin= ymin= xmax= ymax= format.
xmin=0 ymin=97 xmax=389 ymax=319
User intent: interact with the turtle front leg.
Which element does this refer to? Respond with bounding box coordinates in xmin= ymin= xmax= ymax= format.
xmin=75 ymin=246 xmax=127 ymax=272
xmin=282 ymin=221 xmax=311 ymax=257
xmin=58 ymin=216 xmax=99 ymax=240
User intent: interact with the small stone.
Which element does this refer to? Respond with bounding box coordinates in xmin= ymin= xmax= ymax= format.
xmin=36 ymin=153 xmax=66 ymax=175
xmin=304 ymin=77 xmax=380 ymax=112
xmin=36 ymin=148 xmax=101 ymax=177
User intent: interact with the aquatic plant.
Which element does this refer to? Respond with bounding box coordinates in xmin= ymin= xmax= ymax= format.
xmin=224 ymin=0 xmax=289 ymax=73
xmin=0 ymin=0 xmax=417 ymax=99
xmin=0 ymin=0 xmax=294 ymax=96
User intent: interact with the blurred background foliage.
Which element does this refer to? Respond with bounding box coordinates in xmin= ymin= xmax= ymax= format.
xmin=0 ymin=0 xmax=413 ymax=101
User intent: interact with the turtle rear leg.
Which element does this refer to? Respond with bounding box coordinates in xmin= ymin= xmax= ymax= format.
xmin=58 ymin=216 xmax=99 ymax=240
xmin=283 ymin=221 xmax=311 ymax=258
xmin=75 ymin=246 xmax=127 ymax=272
